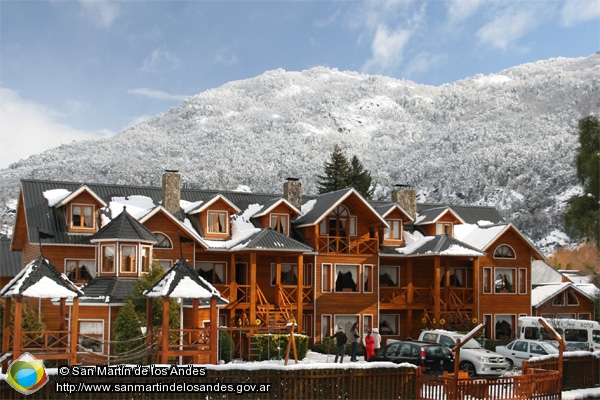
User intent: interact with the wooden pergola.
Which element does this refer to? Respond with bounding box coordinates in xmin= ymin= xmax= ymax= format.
xmin=1 ymin=256 xmax=82 ymax=367
xmin=144 ymin=258 xmax=228 ymax=364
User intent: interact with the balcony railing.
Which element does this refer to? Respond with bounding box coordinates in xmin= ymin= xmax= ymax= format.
xmin=317 ymin=237 xmax=378 ymax=255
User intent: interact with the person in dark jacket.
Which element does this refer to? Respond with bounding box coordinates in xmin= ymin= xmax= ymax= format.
xmin=350 ymin=322 xmax=360 ymax=361
xmin=332 ymin=326 xmax=348 ymax=363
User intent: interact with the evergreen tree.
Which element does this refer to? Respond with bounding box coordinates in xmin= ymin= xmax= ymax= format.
xmin=564 ymin=116 xmax=600 ymax=249
xmin=316 ymin=145 xmax=374 ymax=198
xmin=348 ymin=155 xmax=374 ymax=199
xmin=316 ymin=144 xmax=351 ymax=193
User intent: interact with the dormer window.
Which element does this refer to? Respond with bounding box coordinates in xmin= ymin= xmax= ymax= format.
xmin=71 ymin=204 xmax=95 ymax=230
xmin=384 ymin=220 xmax=403 ymax=241
xmin=270 ymin=214 xmax=289 ymax=235
xmin=436 ymin=222 xmax=453 ymax=236
xmin=207 ymin=211 xmax=228 ymax=234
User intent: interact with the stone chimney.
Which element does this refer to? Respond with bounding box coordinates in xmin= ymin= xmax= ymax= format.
xmin=391 ymin=184 xmax=417 ymax=220
xmin=162 ymin=170 xmax=181 ymax=215
xmin=283 ymin=178 xmax=302 ymax=209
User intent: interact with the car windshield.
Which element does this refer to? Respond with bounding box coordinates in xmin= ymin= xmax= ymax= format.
xmin=540 ymin=342 xmax=559 ymax=354
xmin=459 ymin=337 xmax=482 ymax=349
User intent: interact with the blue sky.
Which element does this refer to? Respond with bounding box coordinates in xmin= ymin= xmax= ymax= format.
xmin=1 ymin=0 xmax=598 ymax=168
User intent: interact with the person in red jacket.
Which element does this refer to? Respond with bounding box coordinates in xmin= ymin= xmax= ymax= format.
xmin=365 ymin=329 xmax=375 ymax=361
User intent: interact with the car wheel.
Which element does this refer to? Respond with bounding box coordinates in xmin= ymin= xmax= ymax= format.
xmin=459 ymin=361 xmax=477 ymax=377
xmin=506 ymin=358 xmax=514 ymax=369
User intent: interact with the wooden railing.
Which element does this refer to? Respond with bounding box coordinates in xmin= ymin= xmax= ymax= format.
xmin=524 ymin=352 xmax=599 ymax=391
xmin=420 ymin=370 xmax=561 ymax=400
xmin=316 ymin=237 xmax=378 ymax=255
xmin=166 ymin=328 xmax=211 ymax=352
xmin=379 ymin=286 xmax=431 ymax=306
xmin=20 ymin=330 xmax=70 ymax=352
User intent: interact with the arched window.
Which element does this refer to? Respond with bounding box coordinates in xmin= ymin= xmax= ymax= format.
xmin=494 ymin=244 xmax=516 ymax=259
xmin=153 ymin=232 xmax=173 ymax=249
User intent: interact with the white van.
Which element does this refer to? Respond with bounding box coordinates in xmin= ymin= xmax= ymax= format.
xmin=517 ymin=316 xmax=600 ymax=351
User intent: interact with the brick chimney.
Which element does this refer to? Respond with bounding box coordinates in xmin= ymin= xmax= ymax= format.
xmin=391 ymin=184 xmax=417 ymax=220
xmin=283 ymin=178 xmax=302 ymax=209
xmin=162 ymin=170 xmax=181 ymax=215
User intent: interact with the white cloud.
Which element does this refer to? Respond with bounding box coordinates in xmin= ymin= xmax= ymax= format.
xmin=561 ymin=0 xmax=600 ymax=26
xmin=404 ymin=52 xmax=447 ymax=79
xmin=128 ymin=88 xmax=188 ymax=101
xmin=476 ymin=5 xmax=541 ymax=50
xmin=77 ymin=0 xmax=120 ymax=29
xmin=214 ymin=47 xmax=239 ymax=66
xmin=141 ymin=47 xmax=181 ymax=72
xmin=0 ymin=88 xmax=109 ymax=169
xmin=363 ymin=24 xmax=412 ymax=73
xmin=446 ymin=0 xmax=481 ymax=23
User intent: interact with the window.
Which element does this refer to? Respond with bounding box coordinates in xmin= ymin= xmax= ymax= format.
xmin=322 ymin=315 xmax=332 ymax=341
xmin=196 ymin=262 xmax=226 ymax=284
xmin=379 ymin=314 xmax=398 ymax=335
xmin=303 ymin=263 xmax=314 ymax=286
xmin=495 ymin=268 xmax=516 ymax=293
xmin=270 ymin=263 xmax=297 ymax=286
xmin=319 ymin=206 xmax=356 ymax=237
xmin=141 ymin=246 xmax=151 ymax=273
xmin=363 ymin=265 xmax=373 ymax=293
xmin=334 ymin=315 xmax=359 ymax=336
xmin=71 ymin=204 xmax=94 ymax=229
xmin=66 ymin=259 xmax=95 ymax=281
xmin=518 ymin=268 xmax=527 ymax=294
xmin=495 ymin=315 xmax=515 ymax=340
xmin=494 ymin=244 xmax=516 ymax=259
xmin=553 ymin=293 xmax=565 ymax=306
xmin=567 ymin=290 xmax=579 ymax=305
xmin=79 ymin=320 xmax=104 ymax=353
xmin=441 ymin=267 xmax=465 ymax=287
xmin=483 ymin=267 xmax=492 ymax=294
xmin=436 ymin=222 xmax=453 ymax=236
xmin=270 ymin=214 xmax=289 ymax=235
xmin=363 ymin=315 xmax=373 ymax=334
xmin=335 ymin=264 xmax=358 ymax=292
xmin=207 ymin=211 xmax=228 ymax=234
xmin=384 ymin=220 xmax=402 ymax=240
xmin=120 ymin=245 xmax=137 ymax=273
xmin=322 ymin=264 xmax=332 ymax=292
xmin=102 ymin=245 xmax=115 ymax=273
xmin=380 ymin=266 xmax=400 ymax=287
xmin=153 ymin=232 xmax=172 ymax=248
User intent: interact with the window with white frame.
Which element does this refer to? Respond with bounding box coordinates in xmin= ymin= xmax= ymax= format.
xmin=384 ymin=220 xmax=403 ymax=240
xmin=483 ymin=267 xmax=492 ymax=294
xmin=379 ymin=314 xmax=399 ymax=335
xmin=319 ymin=205 xmax=356 ymax=237
xmin=436 ymin=222 xmax=453 ymax=236
xmin=363 ymin=265 xmax=373 ymax=293
xmin=141 ymin=246 xmax=151 ymax=273
xmin=334 ymin=315 xmax=359 ymax=336
xmin=518 ymin=268 xmax=527 ymax=294
xmin=270 ymin=263 xmax=298 ymax=286
xmin=196 ymin=261 xmax=226 ymax=284
xmin=207 ymin=211 xmax=228 ymax=234
xmin=153 ymin=232 xmax=172 ymax=248
xmin=120 ymin=245 xmax=137 ymax=273
xmin=494 ymin=244 xmax=516 ymax=259
xmin=322 ymin=315 xmax=332 ymax=341
xmin=495 ymin=268 xmax=516 ymax=293
xmin=494 ymin=315 xmax=515 ymax=340
xmin=71 ymin=204 xmax=95 ymax=230
xmin=303 ymin=263 xmax=314 ymax=286
xmin=441 ymin=267 xmax=466 ymax=287
xmin=79 ymin=320 xmax=104 ymax=353
xmin=335 ymin=264 xmax=358 ymax=292
xmin=66 ymin=259 xmax=95 ymax=281
xmin=363 ymin=315 xmax=373 ymax=335
xmin=322 ymin=264 xmax=332 ymax=292
xmin=380 ymin=266 xmax=400 ymax=287
xmin=270 ymin=214 xmax=289 ymax=235
xmin=101 ymin=245 xmax=115 ymax=273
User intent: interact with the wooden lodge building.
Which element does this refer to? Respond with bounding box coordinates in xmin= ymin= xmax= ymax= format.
xmin=5 ymin=171 xmax=558 ymax=360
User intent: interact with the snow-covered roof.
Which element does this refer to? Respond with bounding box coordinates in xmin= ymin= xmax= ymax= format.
xmin=393 ymin=231 xmax=485 ymax=257
xmin=0 ymin=256 xmax=82 ymax=298
xmin=531 ymin=260 xmax=565 ymax=285
xmin=531 ymin=282 xmax=598 ymax=307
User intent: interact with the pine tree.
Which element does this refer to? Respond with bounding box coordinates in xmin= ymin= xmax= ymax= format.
xmin=348 ymin=155 xmax=374 ymax=199
xmin=564 ymin=116 xmax=600 ymax=249
xmin=316 ymin=144 xmax=351 ymax=193
xmin=316 ymin=145 xmax=374 ymax=199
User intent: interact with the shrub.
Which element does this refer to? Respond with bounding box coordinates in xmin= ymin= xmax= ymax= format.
xmin=249 ymin=334 xmax=309 ymax=361
xmin=218 ymin=330 xmax=235 ymax=363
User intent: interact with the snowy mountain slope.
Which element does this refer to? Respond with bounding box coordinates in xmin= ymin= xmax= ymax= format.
xmin=1 ymin=54 xmax=599 ymax=255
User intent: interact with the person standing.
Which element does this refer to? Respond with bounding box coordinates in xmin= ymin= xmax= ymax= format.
xmin=364 ymin=329 xmax=375 ymax=361
xmin=332 ymin=326 xmax=348 ymax=363
xmin=372 ymin=328 xmax=382 ymax=354
xmin=350 ymin=322 xmax=360 ymax=361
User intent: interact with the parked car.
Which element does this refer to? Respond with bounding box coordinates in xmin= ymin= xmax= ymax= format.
xmin=495 ymin=339 xmax=559 ymax=368
xmin=418 ymin=329 xmax=509 ymax=377
xmin=368 ymin=340 xmax=455 ymax=375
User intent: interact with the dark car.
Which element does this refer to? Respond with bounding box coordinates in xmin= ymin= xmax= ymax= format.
xmin=368 ymin=340 xmax=455 ymax=375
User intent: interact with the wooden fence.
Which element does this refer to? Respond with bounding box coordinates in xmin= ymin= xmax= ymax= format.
xmin=419 ymin=369 xmax=561 ymax=400
xmin=524 ymin=352 xmax=599 ymax=391
xmin=0 ymin=365 xmax=418 ymax=400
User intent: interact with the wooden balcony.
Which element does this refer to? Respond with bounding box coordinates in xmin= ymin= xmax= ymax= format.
xmin=317 ymin=237 xmax=378 ymax=255
xmin=380 ymin=286 xmax=474 ymax=310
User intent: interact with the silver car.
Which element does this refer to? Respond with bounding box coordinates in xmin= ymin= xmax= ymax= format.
xmin=495 ymin=339 xmax=559 ymax=368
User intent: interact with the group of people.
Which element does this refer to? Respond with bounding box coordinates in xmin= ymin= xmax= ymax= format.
xmin=332 ymin=322 xmax=382 ymax=363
